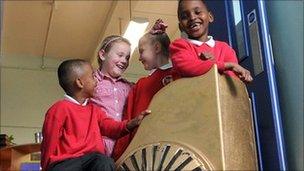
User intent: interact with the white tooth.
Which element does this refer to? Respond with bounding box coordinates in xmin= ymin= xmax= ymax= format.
xmin=190 ymin=23 xmax=198 ymax=28
xmin=118 ymin=65 xmax=125 ymax=69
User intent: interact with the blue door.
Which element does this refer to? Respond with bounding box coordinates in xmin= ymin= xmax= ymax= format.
xmin=206 ymin=0 xmax=287 ymax=170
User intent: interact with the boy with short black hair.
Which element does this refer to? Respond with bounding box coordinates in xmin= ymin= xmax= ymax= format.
xmin=41 ymin=59 xmax=150 ymax=171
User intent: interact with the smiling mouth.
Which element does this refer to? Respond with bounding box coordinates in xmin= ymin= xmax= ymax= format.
xmin=140 ymin=59 xmax=146 ymax=65
xmin=116 ymin=64 xmax=126 ymax=70
xmin=189 ymin=22 xmax=201 ymax=31
xmin=141 ymin=60 xmax=150 ymax=68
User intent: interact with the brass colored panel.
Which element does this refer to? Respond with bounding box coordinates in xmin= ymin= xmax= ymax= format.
xmin=218 ymin=75 xmax=258 ymax=170
xmin=117 ymin=66 xmax=258 ymax=170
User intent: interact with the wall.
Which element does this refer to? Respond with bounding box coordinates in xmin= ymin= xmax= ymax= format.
xmin=0 ymin=55 xmax=64 ymax=144
xmin=266 ymin=1 xmax=304 ymax=170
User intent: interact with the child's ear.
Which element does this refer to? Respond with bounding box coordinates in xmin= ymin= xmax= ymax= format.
xmin=98 ymin=50 xmax=106 ymax=61
xmin=178 ymin=23 xmax=184 ymax=32
xmin=154 ymin=42 xmax=162 ymax=54
xmin=179 ymin=24 xmax=188 ymax=38
xmin=208 ymin=12 xmax=214 ymax=23
xmin=75 ymin=78 xmax=84 ymax=89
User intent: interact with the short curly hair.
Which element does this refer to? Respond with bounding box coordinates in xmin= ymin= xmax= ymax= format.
xmin=57 ymin=59 xmax=88 ymax=95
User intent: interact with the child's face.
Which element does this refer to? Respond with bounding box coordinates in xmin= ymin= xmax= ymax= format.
xmin=178 ymin=0 xmax=214 ymax=41
xmin=81 ymin=63 xmax=97 ymax=98
xmin=99 ymin=41 xmax=130 ymax=78
xmin=138 ymin=36 xmax=157 ymax=71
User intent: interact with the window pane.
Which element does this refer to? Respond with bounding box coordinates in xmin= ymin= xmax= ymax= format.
xmin=232 ymin=0 xmax=246 ymax=60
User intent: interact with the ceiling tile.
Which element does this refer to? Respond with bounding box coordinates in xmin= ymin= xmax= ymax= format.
xmin=2 ymin=1 xmax=52 ymax=56
xmin=45 ymin=1 xmax=113 ymax=59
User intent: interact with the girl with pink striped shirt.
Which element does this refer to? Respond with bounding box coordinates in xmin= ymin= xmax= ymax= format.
xmin=91 ymin=35 xmax=133 ymax=157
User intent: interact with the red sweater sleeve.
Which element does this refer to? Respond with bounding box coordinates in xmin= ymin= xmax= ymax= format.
xmin=170 ymin=39 xmax=225 ymax=77
xmin=221 ymin=42 xmax=239 ymax=78
xmin=121 ymin=81 xmax=138 ymax=120
xmin=126 ymin=82 xmax=138 ymax=119
xmin=41 ymin=105 xmax=65 ymax=171
xmin=98 ymin=108 xmax=129 ymax=140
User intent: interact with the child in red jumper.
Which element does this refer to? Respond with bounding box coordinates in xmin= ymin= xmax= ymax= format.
xmin=112 ymin=19 xmax=180 ymax=160
xmin=41 ymin=59 xmax=150 ymax=171
xmin=170 ymin=0 xmax=253 ymax=82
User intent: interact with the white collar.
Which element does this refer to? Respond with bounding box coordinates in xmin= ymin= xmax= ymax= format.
xmin=64 ymin=94 xmax=89 ymax=106
xmin=148 ymin=62 xmax=173 ymax=76
xmin=159 ymin=62 xmax=172 ymax=70
xmin=187 ymin=36 xmax=215 ymax=47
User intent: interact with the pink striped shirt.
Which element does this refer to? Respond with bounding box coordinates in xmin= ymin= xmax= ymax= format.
xmin=91 ymin=69 xmax=132 ymax=156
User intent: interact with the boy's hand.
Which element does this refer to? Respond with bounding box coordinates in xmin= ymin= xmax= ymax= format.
xmin=199 ymin=52 xmax=215 ymax=61
xmin=126 ymin=110 xmax=151 ymax=131
xmin=225 ymin=62 xmax=253 ymax=83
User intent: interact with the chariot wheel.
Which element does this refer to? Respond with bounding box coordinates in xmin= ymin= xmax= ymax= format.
xmin=116 ymin=142 xmax=213 ymax=171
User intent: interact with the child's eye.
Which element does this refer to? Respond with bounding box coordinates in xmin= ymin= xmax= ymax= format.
xmin=117 ymin=53 xmax=124 ymax=57
xmin=194 ymin=10 xmax=201 ymax=15
xmin=180 ymin=12 xmax=188 ymax=20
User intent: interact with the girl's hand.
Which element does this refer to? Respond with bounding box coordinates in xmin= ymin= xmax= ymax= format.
xmin=225 ymin=62 xmax=253 ymax=83
xmin=126 ymin=110 xmax=151 ymax=131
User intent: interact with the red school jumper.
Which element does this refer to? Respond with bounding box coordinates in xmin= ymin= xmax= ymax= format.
xmin=112 ymin=65 xmax=180 ymax=160
xmin=41 ymin=100 xmax=129 ymax=170
xmin=169 ymin=37 xmax=239 ymax=78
